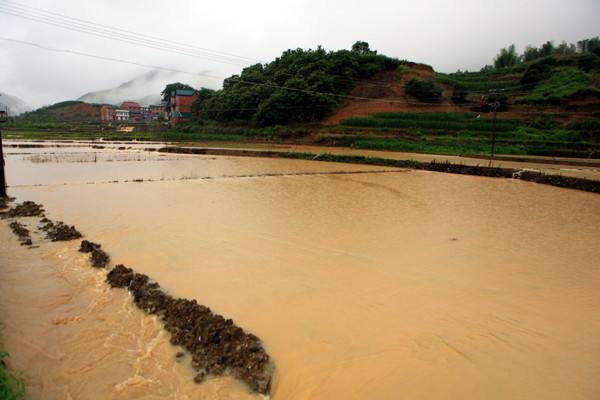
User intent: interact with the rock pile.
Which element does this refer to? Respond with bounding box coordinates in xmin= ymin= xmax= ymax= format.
xmin=9 ymin=221 xmax=32 ymax=245
xmin=79 ymin=240 xmax=110 ymax=268
xmin=5 ymin=201 xmax=45 ymax=218
xmin=107 ymin=265 xmax=273 ymax=394
xmin=40 ymin=219 xmax=82 ymax=241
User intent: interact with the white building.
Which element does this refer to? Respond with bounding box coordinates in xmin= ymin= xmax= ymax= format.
xmin=115 ymin=109 xmax=130 ymax=121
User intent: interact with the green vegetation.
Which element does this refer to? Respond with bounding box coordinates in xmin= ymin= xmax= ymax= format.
xmin=494 ymin=45 xmax=520 ymax=68
xmin=436 ymin=72 xmax=520 ymax=92
xmin=404 ymin=79 xmax=442 ymax=101
xmin=335 ymin=110 xmax=598 ymax=158
xmin=0 ymin=351 xmax=25 ymax=400
xmin=341 ymin=112 xmax=518 ymax=131
xmin=190 ymin=42 xmax=400 ymax=126
xmin=493 ymin=37 xmax=600 ymax=66
xmin=520 ymin=68 xmax=599 ymax=105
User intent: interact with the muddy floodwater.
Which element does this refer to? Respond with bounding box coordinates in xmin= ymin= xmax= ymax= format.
xmin=1 ymin=142 xmax=600 ymax=399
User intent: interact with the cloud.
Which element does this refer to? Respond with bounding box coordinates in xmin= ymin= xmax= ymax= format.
xmin=77 ymin=68 xmax=215 ymax=106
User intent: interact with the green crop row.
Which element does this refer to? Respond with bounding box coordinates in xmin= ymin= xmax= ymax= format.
xmin=341 ymin=116 xmax=518 ymax=131
xmin=435 ymin=74 xmax=520 ymax=91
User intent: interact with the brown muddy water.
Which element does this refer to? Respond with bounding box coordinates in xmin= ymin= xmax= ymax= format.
xmin=1 ymin=141 xmax=600 ymax=399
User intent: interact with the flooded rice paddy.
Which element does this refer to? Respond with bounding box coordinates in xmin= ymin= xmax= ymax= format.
xmin=1 ymin=141 xmax=600 ymax=399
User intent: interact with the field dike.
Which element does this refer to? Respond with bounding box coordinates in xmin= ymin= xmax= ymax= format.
xmin=0 ymin=200 xmax=274 ymax=396
xmin=157 ymin=147 xmax=600 ymax=194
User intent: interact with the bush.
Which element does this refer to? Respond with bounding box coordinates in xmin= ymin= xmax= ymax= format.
xmin=404 ymin=79 xmax=442 ymax=101
xmin=521 ymin=57 xmax=557 ymax=88
xmin=451 ymin=85 xmax=468 ymax=104
xmin=481 ymin=92 xmax=510 ymax=112
xmin=570 ymin=120 xmax=600 ymax=138
xmin=577 ymin=53 xmax=600 ymax=72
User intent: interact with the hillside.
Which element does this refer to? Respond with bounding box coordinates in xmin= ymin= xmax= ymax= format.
xmin=17 ymin=101 xmax=102 ymax=123
xmin=326 ymin=53 xmax=600 ymax=125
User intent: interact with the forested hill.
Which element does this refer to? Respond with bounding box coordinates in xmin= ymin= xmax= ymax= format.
xmin=185 ymin=39 xmax=600 ymax=127
xmin=191 ymin=42 xmax=402 ymax=125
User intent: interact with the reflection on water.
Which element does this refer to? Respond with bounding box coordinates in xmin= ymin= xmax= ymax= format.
xmin=1 ymin=142 xmax=600 ymax=399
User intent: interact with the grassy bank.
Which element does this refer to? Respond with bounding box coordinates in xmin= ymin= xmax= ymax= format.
xmin=0 ymin=351 xmax=25 ymax=400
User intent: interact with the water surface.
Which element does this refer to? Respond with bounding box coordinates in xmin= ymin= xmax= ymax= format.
xmin=2 ymin=142 xmax=599 ymax=399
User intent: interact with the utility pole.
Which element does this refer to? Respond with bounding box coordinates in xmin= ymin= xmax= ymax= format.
xmin=0 ymin=99 xmax=7 ymax=198
xmin=487 ymin=90 xmax=500 ymax=168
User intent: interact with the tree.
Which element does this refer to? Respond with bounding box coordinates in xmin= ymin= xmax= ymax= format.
xmin=161 ymin=82 xmax=195 ymax=112
xmin=556 ymin=41 xmax=576 ymax=55
xmin=191 ymin=88 xmax=215 ymax=118
xmin=587 ymin=37 xmax=600 ymax=56
xmin=579 ymin=37 xmax=600 ymax=56
xmin=405 ymin=79 xmax=442 ymax=101
xmin=494 ymin=44 xmax=519 ymax=68
xmin=189 ymin=44 xmax=399 ymax=126
xmin=540 ymin=41 xmax=555 ymax=57
xmin=351 ymin=41 xmax=374 ymax=54
xmin=522 ymin=45 xmax=540 ymax=62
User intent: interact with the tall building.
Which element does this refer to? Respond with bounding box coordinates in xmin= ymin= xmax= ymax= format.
xmin=169 ymin=89 xmax=198 ymax=124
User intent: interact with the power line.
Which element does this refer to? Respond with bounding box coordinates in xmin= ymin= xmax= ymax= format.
xmin=0 ymin=0 xmax=257 ymax=64
xmin=0 ymin=5 xmax=252 ymax=67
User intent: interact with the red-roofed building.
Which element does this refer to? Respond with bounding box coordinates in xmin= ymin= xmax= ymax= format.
xmin=120 ymin=101 xmax=141 ymax=111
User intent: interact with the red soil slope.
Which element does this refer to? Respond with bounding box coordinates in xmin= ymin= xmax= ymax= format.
xmin=323 ymin=64 xmax=468 ymax=125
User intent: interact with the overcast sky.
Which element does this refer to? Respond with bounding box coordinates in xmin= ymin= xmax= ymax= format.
xmin=1 ymin=0 xmax=599 ymax=108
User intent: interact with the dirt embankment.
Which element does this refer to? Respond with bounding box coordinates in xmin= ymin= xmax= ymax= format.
xmin=1 ymin=200 xmax=275 ymax=395
xmin=323 ymin=65 xmax=466 ymax=125
xmin=158 ymin=146 xmax=600 ymax=194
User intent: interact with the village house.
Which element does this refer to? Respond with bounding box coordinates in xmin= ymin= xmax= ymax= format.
xmin=169 ymin=89 xmax=198 ymax=125
xmin=115 ymin=109 xmax=130 ymax=121
xmin=120 ymin=101 xmax=142 ymax=122
xmin=100 ymin=105 xmax=117 ymax=122
xmin=149 ymin=104 xmax=166 ymax=120
xmin=101 ymin=101 xmax=166 ymax=123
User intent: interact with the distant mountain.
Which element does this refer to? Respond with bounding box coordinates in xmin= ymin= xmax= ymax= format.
xmin=0 ymin=91 xmax=32 ymax=116
xmin=77 ymin=69 xmax=208 ymax=106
